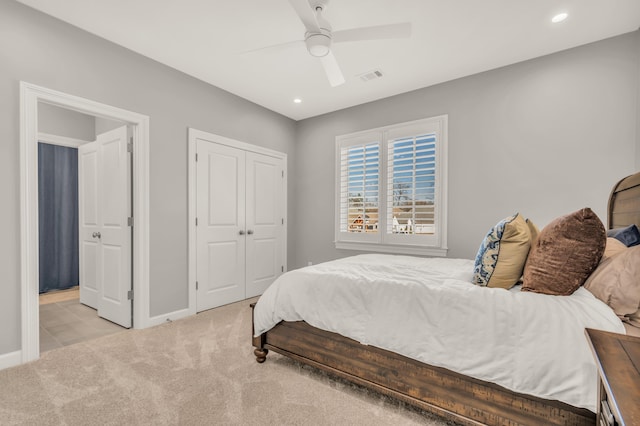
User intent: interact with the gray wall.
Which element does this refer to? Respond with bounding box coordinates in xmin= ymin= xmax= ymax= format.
xmin=637 ymin=30 xmax=640 ymax=170
xmin=2 ymin=0 xmax=639 ymax=358
xmin=38 ymin=103 xmax=95 ymax=141
xmin=95 ymin=117 xmax=126 ymax=136
xmin=0 ymin=1 xmax=296 ymax=355
xmin=293 ymin=31 xmax=640 ymax=268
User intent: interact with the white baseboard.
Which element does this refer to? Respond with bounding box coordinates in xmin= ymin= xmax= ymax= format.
xmin=0 ymin=350 xmax=23 ymax=371
xmin=144 ymin=307 xmax=194 ymax=328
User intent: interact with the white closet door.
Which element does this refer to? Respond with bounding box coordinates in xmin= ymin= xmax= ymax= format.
xmin=245 ymin=152 xmax=285 ymax=298
xmin=196 ymin=140 xmax=246 ymax=312
xmin=78 ymin=141 xmax=99 ymax=309
xmin=96 ymin=126 xmax=132 ymax=328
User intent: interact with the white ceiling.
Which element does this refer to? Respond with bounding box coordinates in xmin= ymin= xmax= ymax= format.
xmin=16 ymin=0 xmax=640 ymax=121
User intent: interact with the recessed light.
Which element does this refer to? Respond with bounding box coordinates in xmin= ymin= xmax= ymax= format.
xmin=293 ymin=98 xmax=302 ymax=104
xmin=551 ymin=12 xmax=568 ymax=23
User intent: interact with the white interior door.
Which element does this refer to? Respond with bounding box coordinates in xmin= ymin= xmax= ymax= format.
xmin=78 ymin=126 xmax=132 ymax=327
xmin=245 ymin=152 xmax=285 ymax=298
xmin=96 ymin=126 xmax=132 ymax=327
xmin=196 ymin=140 xmax=246 ymax=312
xmin=78 ymin=141 xmax=99 ymax=309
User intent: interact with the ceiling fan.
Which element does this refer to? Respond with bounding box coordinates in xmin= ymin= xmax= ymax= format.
xmin=255 ymin=0 xmax=412 ymax=87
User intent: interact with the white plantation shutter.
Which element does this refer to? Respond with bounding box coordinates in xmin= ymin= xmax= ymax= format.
xmin=339 ymin=142 xmax=379 ymax=233
xmin=337 ymin=133 xmax=380 ymax=243
xmin=335 ymin=116 xmax=447 ymax=256
xmin=386 ymin=133 xmax=436 ymax=236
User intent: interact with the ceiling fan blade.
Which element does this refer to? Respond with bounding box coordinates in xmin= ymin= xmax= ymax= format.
xmin=319 ymin=51 xmax=345 ymax=87
xmin=333 ymin=22 xmax=412 ymax=43
xmin=241 ymin=39 xmax=305 ymax=55
xmin=288 ymin=0 xmax=321 ymax=33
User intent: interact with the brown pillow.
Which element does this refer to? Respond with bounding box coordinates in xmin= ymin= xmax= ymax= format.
xmin=522 ymin=208 xmax=606 ymax=295
xmin=584 ymin=245 xmax=640 ymax=326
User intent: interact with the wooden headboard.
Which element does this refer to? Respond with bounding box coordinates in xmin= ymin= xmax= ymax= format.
xmin=607 ymin=171 xmax=640 ymax=338
xmin=608 ymin=171 xmax=640 ymax=230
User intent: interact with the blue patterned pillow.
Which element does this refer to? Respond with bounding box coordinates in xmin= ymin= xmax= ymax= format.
xmin=472 ymin=213 xmax=533 ymax=289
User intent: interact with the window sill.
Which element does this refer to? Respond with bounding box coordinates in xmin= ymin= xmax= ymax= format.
xmin=335 ymin=241 xmax=448 ymax=257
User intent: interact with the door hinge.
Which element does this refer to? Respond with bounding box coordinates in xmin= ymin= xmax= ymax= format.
xmin=195 ymin=217 xmax=198 ymax=226
xmin=281 ymin=218 xmax=284 ymax=225
xmin=127 ymin=290 xmax=134 ymax=300
xmin=196 ymin=281 xmax=199 ymax=290
xmin=127 ymin=138 xmax=133 ymax=153
xmin=282 ymin=170 xmax=284 ymax=178
xmin=127 ymin=217 xmax=134 ymax=226
xmin=195 ymin=153 xmax=198 ymax=162
xmin=281 ymin=266 xmax=284 ymax=273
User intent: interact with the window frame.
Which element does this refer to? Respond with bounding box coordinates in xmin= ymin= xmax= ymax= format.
xmin=334 ymin=115 xmax=448 ymax=256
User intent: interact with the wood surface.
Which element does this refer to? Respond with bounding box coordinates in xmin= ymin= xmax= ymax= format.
xmin=585 ymin=328 xmax=640 ymax=426
xmin=258 ymin=318 xmax=594 ymax=426
xmin=252 ymin=170 xmax=640 ymax=426
xmin=608 ymin=172 xmax=640 ymax=229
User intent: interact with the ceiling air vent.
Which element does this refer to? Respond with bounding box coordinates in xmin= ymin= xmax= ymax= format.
xmin=358 ymin=69 xmax=383 ymax=82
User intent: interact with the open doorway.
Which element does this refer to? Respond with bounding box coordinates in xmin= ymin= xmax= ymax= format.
xmin=37 ymin=104 xmax=130 ymax=352
xmin=20 ymin=82 xmax=151 ymax=364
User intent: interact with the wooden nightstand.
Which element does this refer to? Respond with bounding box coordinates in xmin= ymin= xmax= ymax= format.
xmin=585 ymin=328 xmax=640 ymax=426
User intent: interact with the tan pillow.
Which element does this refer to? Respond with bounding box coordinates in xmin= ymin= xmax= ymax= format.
xmin=628 ymin=309 xmax=640 ymax=329
xmin=472 ymin=213 xmax=532 ymax=289
xmin=602 ymin=237 xmax=627 ymax=262
xmin=526 ymin=218 xmax=539 ymax=246
xmin=584 ymin=245 xmax=640 ymax=326
xmin=522 ymin=208 xmax=606 ymax=296
xmin=624 ymin=320 xmax=640 ymax=336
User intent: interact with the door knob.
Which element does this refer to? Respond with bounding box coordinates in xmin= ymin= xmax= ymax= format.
xmin=92 ymin=232 xmax=101 ymax=239
xmin=239 ymin=230 xmax=245 ymax=235
xmin=247 ymin=229 xmax=254 ymax=235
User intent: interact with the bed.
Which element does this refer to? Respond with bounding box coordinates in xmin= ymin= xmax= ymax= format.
xmin=251 ymin=171 xmax=640 ymax=426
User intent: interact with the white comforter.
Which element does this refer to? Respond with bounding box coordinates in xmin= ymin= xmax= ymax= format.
xmin=253 ymin=254 xmax=625 ymax=412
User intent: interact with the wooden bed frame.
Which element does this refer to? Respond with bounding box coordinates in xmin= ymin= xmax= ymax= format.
xmin=252 ymin=171 xmax=640 ymax=426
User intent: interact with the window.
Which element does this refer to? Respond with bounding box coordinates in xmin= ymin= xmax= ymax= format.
xmin=335 ymin=116 xmax=448 ymax=256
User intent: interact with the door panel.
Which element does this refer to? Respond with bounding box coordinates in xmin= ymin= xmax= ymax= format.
xmin=253 ymin=239 xmax=277 ymax=281
xmin=196 ymin=140 xmax=245 ymax=312
xmin=245 ymin=152 xmax=284 ymax=298
xmin=100 ymin=137 xmax=123 ymax=226
xmin=78 ymin=127 xmax=131 ymax=327
xmin=101 ymin=245 xmax=122 ymax=302
xmin=207 ymin=241 xmax=239 ymax=291
xmin=78 ymin=141 xmax=99 ymax=309
xmin=209 ymin=153 xmax=239 ymax=225
xmin=96 ymin=126 xmax=132 ymax=327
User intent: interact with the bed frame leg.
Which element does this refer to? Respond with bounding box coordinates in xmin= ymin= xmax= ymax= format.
xmin=254 ymin=348 xmax=269 ymax=363
xmin=250 ymin=303 xmax=269 ymax=363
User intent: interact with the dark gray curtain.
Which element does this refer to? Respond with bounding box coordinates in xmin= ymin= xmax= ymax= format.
xmin=38 ymin=143 xmax=79 ymax=293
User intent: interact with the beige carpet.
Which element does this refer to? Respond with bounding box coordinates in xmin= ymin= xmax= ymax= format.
xmin=0 ymin=298 xmax=459 ymax=425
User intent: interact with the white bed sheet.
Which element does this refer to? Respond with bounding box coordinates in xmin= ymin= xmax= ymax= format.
xmin=253 ymin=254 xmax=625 ymax=412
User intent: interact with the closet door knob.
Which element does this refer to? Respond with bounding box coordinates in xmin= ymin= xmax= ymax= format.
xmin=239 ymin=230 xmax=245 ymax=235
xmin=92 ymin=232 xmax=101 ymax=239
xmin=247 ymin=230 xmax=254 ymax=235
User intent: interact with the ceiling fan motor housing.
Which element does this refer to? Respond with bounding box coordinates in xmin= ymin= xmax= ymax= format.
xmin=305 ymin=1 xmax=332 ymax=57
xmin=305 ymin=32 xmax=331 ymax=57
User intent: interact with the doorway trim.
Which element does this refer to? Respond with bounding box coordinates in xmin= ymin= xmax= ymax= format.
xmin=20 ymin=82 xmax=151 ymax=363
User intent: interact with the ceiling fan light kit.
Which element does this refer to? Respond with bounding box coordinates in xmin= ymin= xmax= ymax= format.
xmin=270 ymin=0 xmax=413 ymax=87
xmin=305 ymin=32 xmax=331 ymax=57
